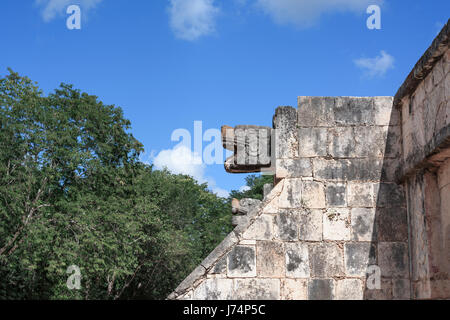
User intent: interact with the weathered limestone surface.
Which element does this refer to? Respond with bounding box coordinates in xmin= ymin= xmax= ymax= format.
xmin=394 ymin=20 xmax=450 ymax=300
xmin=169 ymin=20 xmax=449 ymax=301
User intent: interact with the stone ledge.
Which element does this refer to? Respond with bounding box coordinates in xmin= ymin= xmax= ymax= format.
xmin=394 ymin=19 xmax=449 ymax=108
xmin=399 ymin=123 xmax=450 ymax=182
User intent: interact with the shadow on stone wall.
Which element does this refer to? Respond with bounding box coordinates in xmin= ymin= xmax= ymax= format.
xmin=363 ymin=107 xmax=410 ymax=300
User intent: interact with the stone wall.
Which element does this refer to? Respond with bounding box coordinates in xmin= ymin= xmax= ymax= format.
xmin=395 ymin=21 xmax=450 ymax=299
xmin=167 ymin=20 xmax=449 ymax=301
xmin=168 ymin=97 xmax=408 ymax=300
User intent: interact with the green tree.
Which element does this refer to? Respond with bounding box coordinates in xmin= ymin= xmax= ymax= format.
xmin=229 ymin=174 xmax=274 ymax=201
xmin=0 ymin=69 xmax=232 ymax=299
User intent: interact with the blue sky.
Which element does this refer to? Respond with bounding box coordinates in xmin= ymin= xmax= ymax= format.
xmin=1 ymin=0 xmax=449 ymax=197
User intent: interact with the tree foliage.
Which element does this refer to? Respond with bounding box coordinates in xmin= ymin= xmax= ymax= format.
xmin=0 ymin=69 xmax=232 ymax=299
xmin=229 ymin=174 xmax=274 ymax=201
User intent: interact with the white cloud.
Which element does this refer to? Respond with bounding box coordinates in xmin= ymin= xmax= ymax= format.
xmin=35 ymin=0 xmax=103 ymax=22
xmin=168 ymin=0 xmax=220 ymax=41
xmin=255 ymin=0 xmax=382 ymax=28
xmin=239 ymin=185 xmax=251 ymax=192
xmin=354 ymin=50 xmax=394 ymax=77
xmin=152 ymin=145 xmax=229 ymax=197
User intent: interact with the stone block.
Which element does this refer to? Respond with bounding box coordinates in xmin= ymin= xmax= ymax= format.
xmin=393 ymin=279 xmax=411 ymax=300
xmin=424 ymin=72 xmax=434 ymax=94
xmin=301 ymin=181 xmax=325 ymax=208
xmin=351 ymin=208 xmax=376 ymax=241
xmin=278 ymin=178 xmax=302 ymax=208
xmin=336 ymin=279 xmax=364 ymax=300
xmin=193 ymin=278 xmax=233 ymax=300
xmin=309 ymin=243 xmax=344 ymax=277
xmin=273 ymin=107 xmax=298 ymax=159
xmin=378 ymin=242 xmax=409 ymax=278
xmin=298 ymin=209 xmax=322 ymax=241
xmin=263 ymin=183 xmax=273 ymax=199
xmin=227 ymin=245 xmax=256 ymax=278
xmin=328 ymin=126 xmax=387 ymax=158
xmin=373 ymin=96 xmax=397 ymax=126
xmin=274 ymin=210 xmax=298 ymax=241
xmin=285 ymin=242 xmax=310 ymax=278
xmin=313 ymin=158 xmax=383 ymax=181
xmin=344 ymin=242 xmax=377 ymax=277
xmin=308 ymin=279 xmax=335 ymax=300
xmin=374 ymin=183 xmax=405 ymax=208
xmin=281 ymin=279 xmax=308 ymax=300
xmin=257 ymin=241 xmax=285 ymax=277
xmin=364 ymin=279 xmax=393 ymax=300
xmin=210 ymin=256 xmax=227 ymax=274
xmin=328 ymin=127 xmax=356 ymax=158
xmin=242 ymin=214 xmax=274 ymax=241
xmin=276 ymin=158 xmax=312 ymax=178
xmin=334 ymin=97 xmax=374 ymax=125
xmin=174 ymin=265 xmax=206 ymax=294
xmin=384 ymin=125 xmax=402 ymax=158
xmin=323 ymin=208 xmax=351 ymax=241
xmin=201 ymin=231 xmax=239 ymax=270
xmin=348 ymin=182 xmax=373 ymax=207
xmin=325 ymin=182 xmax=347 ymax=207
xmin=233 ymin=279 xmax=280 ymax=300
xmin=298 ymin=127 xmax=328 ymax=157
xmin=412 ymin=280 xmax=431 ymax=299
xmin=297 ymin=96 xmax=335 ymax=127
xmin=433 ymin=58 xmax=445 ymax=86
xmin=377 ymin=207 xmax=408 ymax=242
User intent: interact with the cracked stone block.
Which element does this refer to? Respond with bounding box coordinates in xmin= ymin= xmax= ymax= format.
xmin=242 ymin=214 xmax=274 ymax=240
xmin=323 ymin=208 xmax=351 ymax=241
xmin=227 ymin=245 xmax=256 ymax=278
xmin=336 ymin=279 xmax=364 ymax=300
xmin=326 ymin=183 xmax=346 ymax=207
xmin=348 ymin=182 xmax=373 ymax=207
xmin=233 ymin=279 xmax=280 ymax=300
xmin=377 ymin=207 xmax=408 ymax=242
xmin=309 ymin=243 xmax=344 ymax=278
xmin=297 ymin=96 xmax=335 ymax=127
xmin=285 ymin=242 xmax=310 ymax=278
xmin=393 ymin=279 xmax=411 ymax=300
xmin=193 ymin=279 xmax=233 ymax=300
xmin=302 ymin=181 xmax=325 ymax=208
xmin=279 ymin=178 xmax=302 ymax=208
xmin=281 ymin=279 xmax=308 ymax=300
xmin=276 ymin=158 xmax=312 ymax=178
xmin=378 ymin=242 xmax=409 ymax=278
xmin=334 ymin=97 xmax=375 ymax=125
xmin=257 ymin=241 xmax=285 ymax=277
xmin=374 ymin=183 xmax=405 ymax=208
xmin=274 ymin=210 xmax=298 ymax=241
xmin=308 ymin=279 xmax=335 ymax=300
xmin=344 ymin=242 xmax=377 ymax=277
xmin=351 ymin=208 xmax=376 ymax=241
xmin=298 ymin=209 xmax=322 ymax=241
xmin=298 ymin=127 xmax=328 ymax=157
